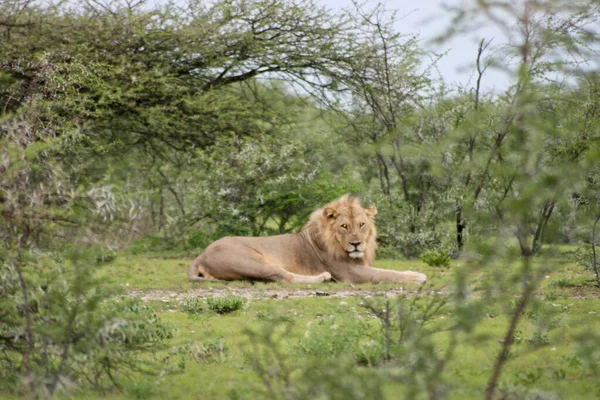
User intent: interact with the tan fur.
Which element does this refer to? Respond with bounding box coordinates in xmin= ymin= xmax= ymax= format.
xmin=188 ymin=194 xmax=427 ymax=284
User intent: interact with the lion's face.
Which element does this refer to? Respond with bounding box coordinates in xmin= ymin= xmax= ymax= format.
xmin=325 ymin=206 xmax=375 ymax=259
xmin=312 ymin=195 xmax=377 ymax=263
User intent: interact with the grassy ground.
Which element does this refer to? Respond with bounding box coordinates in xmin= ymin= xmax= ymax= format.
xmin=74 ymin=250 xmax=600 ymax=399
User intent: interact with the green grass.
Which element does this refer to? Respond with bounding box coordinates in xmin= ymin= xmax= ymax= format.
xmin=59 ymin=252 xmax=600 ymax=399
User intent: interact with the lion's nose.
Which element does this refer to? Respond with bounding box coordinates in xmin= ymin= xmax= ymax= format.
xmin=350 ymin=241 xmax=361 ymax=247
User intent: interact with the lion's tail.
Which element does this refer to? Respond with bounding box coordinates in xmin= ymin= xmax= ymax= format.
xmin=188 ymin=257 xmax=215 ymax=282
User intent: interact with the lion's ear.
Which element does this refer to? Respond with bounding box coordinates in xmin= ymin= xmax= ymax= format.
xmin=366 ymin=205 xmax=378 ymax=217
xmin=323 ymin=207 xmax=338 ymax=219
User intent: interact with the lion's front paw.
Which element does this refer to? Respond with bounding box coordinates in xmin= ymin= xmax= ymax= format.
xmin=320 ymin=272 xmax=332 ymax=282
xmin=413 ymin=272 xmax=427 ymax=284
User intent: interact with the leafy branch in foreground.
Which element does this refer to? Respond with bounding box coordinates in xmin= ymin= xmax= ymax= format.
xmin=237 ymin=321 xmax=384 ymax=400
xmin=0 ymin=248 xmax=176 ymax=398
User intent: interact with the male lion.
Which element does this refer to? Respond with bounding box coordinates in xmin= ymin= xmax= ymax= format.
xmin=188 ymin=194 xmax=427 ymax=284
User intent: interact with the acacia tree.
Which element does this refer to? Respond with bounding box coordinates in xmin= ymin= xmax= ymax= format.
xmin=438 ymin=1 xmax=600 ymax=398
xmin=0 ymin=0 xmax=386 ymax=396
xmin=302 ymin=3 xmax=454 ymax=256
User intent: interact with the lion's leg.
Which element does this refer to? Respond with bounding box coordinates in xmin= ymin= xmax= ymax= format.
xmin=342 ymin=266 xmax=427 ymax=284
xmin=286 ymin=271 xmax=332 ymax=284
xmin=218 ymin=260 xmax=331 ymax=283
xmin=200 ymin=250 xmax=331 ymax=283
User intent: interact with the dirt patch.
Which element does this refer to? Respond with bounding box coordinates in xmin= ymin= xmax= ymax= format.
xmin=128 ymin=287 xmax=426 ymax=302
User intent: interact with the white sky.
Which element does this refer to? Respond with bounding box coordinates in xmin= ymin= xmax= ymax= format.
xmin=320 ymin=0 xmax=513 ymax=93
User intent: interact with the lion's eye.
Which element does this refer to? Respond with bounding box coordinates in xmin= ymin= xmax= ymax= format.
xmin=359 ymin=222 xmax=365 ymax=228
xmin=341 ymin=224 xmax=348 ymax=230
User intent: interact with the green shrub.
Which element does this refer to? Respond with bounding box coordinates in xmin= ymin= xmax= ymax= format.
xmin=0 ymin=249 xmax=175 ymax=397
xmin=128 ymin=235 xmax=180 ymax=254
xmin=91 ymin=245 xmax=117 ymax=264
xmin=206 ymin=296 xmax=245 ymax=314
xmin=569 ymin=245 xmax=595 ymax=270
xmin=180 ymin=296 xmax=245 ymax=315
xmin=187 ymin=230 xmax=214 ymax=250
xmin=180 ymin=297 xmax=205 ymax=315
xmin=527 ymin=332 xmax=551 ymax=348
xmin=421 ymin=249 xmax=451 ymax=268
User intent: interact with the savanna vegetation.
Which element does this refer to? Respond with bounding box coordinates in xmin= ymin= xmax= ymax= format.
xmin=1 ymin=0 xmax=600 ymax=399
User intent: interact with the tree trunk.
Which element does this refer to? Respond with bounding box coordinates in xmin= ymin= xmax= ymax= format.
xmin=376 ymin=153 xmax=391 ymax=196
xmin=532 ymin=200 xmax=555 ymax=254
xmin=456 ymin=203 xmax=465 ymax=251
xmin=592 ymin=214 xmax=600 ymax=287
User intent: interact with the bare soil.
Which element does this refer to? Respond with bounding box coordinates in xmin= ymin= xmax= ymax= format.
xmin=128 ymin=286 xmax=424 ymax=302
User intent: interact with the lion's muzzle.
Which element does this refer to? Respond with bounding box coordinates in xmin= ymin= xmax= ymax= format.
xmin=348 ymin=242 xmax=365 ymax=258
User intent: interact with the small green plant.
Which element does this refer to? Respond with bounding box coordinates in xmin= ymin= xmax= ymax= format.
xmin=206 ymin=296 xmax=245 ymax=314
xmin=420 ymin=249 xmax=451 ymax=268
xmin=514 ymin=367 xmax=544 ymax=386
xmin=188 ymin=338 xmax=228 ymax=363
xmin=356 ymin=340 xmax=385 ymax=366
xmin=549 ymin=278 xmax=575 ymax=288
xmin=543 ymin=290 xmax=559 ymax=301
xmin=180 ymin=297 xmax=206 ymax=315
xmin=255 ymin=311 xmax=296 ymax=324
xmin=181 ymin=296 xmax=245 ymax=315
xmin=527 ymin=331 xmax=550 ymax=347
xmin=512 ymin=329 xmax=524 ymax=344
xmin=91 ymin=245 xmax=117 ymax=264
xmin=563 ymin=355 xmax=582 ymax=368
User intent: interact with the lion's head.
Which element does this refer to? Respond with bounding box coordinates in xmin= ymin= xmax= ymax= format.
xmin=305 ymin=194 xmax=377 ymax=264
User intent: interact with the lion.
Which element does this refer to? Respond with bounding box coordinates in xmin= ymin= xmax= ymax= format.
xmin=188 ymin=194 xmax=427 ymax=284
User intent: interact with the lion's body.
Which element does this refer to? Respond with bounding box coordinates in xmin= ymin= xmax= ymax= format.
xmin=188 ymin=195 xmax=427 ymax=284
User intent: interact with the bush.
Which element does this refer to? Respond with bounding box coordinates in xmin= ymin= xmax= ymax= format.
xmin=128 ymin=234 xmax=180 ymax=254
xmin=91 ymin=245 xmax=117 ymax=264
xmin=0 ymin=249 xmax=175 ymax=397
xmin=181 ymin=296 xmax=245 ymax=315
xmin=240 ymin=321 xmax=384 ymax=400
xmin=187 ymin=230 xmax=215 ymax=250
xmin=421 ymin=249 xmax=451 ymax=268
xmin=206 ymin=296 xmax=245 ymax=314
xmin=180 ymin=297 xmax=206 ymax=315
xmin=569 ymin=245 xmax=595 ymax=270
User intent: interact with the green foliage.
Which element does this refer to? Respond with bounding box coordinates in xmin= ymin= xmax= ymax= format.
xmin=421 ymin=249 xmax=452 ymax=268
xmin=1 ymin=0 xmax=600 ymax=398
xmin=549 ymin=278 xmax=576 ymax=288
xmin=180 ymin=298 xmax=206 ymax=315
xmin=126 ymin=377 xmax=159 ymax=400
xmin=206 ymin=296 xmax=245 ymax=315
xmin=128 ymin=235 xmax=181 ymax=254
xmin=366 ymin=194 xmax=454 ymax=258
xmin=183 ymin=130 xmax=360 ymax=241
xmin=0 ymin=249 xmax=174 ymax=397
xmin=180 ymin=339 xmax=228 ymax=364
xmin=570 ymin=245 xmax=597 ymax=271
xmin=239 ymin=322 xmax=385 ymax=400
xmin=296 ymin=318 xmax=379 ymax=362
xmin=181 ymin=296 xmax=245 ymax=315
